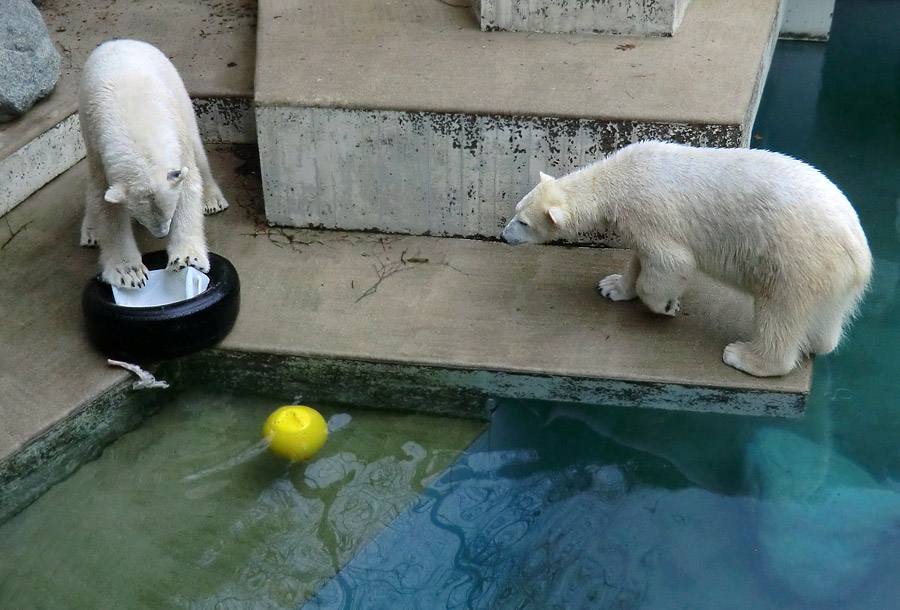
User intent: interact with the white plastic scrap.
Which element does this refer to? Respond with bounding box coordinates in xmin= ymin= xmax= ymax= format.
xmin=107 ymin=359 xmax=170 ymax=390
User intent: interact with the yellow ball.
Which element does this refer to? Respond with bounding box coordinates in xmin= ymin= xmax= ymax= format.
xmin=263 ymin=406 xmax=328 ymax=462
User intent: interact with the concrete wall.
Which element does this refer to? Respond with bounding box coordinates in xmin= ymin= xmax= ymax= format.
xmin=258 ymin=106 xmax=742 ymax=238
xmin=472 ymin=0 xmax=692 ymax=36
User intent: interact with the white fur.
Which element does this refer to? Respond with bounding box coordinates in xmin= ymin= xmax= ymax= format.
xmin=501 ymin=141 xmax=872 ymax=377
xmin=78 ymin=39 xmax=229 ymax=288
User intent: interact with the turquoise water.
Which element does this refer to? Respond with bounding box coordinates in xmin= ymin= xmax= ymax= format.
xmin=303 ymin=2 xmax=900 ymax=607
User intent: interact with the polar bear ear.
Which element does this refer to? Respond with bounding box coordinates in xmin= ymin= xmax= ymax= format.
xmin=548 ymin=206 xmax=568 ymax=226
xmin=104 ymin=184 xmax=126 ymax=204
xmin=167 ymin=166 xmax=188 ymax=185
xmin=539 ymin=171 xmax=555 ymax=183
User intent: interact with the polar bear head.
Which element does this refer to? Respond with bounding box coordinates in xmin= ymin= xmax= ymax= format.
xmin=104 ymin=167 xmax=188 ymax=238
xmin=501 ymin=171 xmax=573 ymax=245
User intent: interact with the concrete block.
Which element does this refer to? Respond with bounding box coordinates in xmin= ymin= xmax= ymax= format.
xmin=0 ymin=96 xmax=253 ymax=219
xmin=259 ymin=106 xmax=742 ymax=238
xmin=255 ymin=0 xmax=782 ymax=237
xmin=472 ymin=0 xmax=692 ymax=36
xmin=780 ymin=0 xmax=834 ymax=41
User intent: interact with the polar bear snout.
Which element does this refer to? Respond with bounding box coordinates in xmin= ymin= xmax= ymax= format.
xmin=501 ymin=219 xmax=531 ymax=245
xmin=145 ymin=217 xmax=172 ymax=239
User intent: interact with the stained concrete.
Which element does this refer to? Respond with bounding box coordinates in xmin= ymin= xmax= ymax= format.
xmin=473 ymin=0 xmax=691 ymax=36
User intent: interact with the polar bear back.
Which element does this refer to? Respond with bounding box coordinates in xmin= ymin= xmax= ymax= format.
xmin=598 ymin=141 xmax=871 ymax=294
xmin=79 ymin=39 xmax=196 ymax=179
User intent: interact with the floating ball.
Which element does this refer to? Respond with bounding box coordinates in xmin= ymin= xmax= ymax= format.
xmin=263 ymin=406 xmax=328 ymax=462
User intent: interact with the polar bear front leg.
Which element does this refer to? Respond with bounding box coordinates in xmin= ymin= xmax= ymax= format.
xmin=598 ymin=252 xmax=639 ymax=301
xmin=633 ymin=249 xmax=695 ymax=317
xmin=97 ymin=205 xmax=149 ymax=288
xmin=166 ymin=180 xmax=210 ymax=273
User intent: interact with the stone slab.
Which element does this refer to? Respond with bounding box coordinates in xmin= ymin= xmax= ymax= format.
xmin=256 ymin=0 xmax=779 ymax=128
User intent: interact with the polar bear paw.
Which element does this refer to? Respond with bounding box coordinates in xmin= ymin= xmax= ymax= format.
xmin=723 ymin=342 xmax=792 ymax=377
xmin=203 ymin=188 xmax=229 ymax=216
xmin=80 ymin=226 xmax=99 ymax=248
xmin=597 ymin=274 xmax=637 ymax=301
xmin=167 ymin=246 xmax=210 ymax=273
xmin=102 ymin=262 xmax=150 ymax=289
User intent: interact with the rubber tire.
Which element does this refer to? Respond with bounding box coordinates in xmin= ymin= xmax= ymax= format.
xmin=82 ymin=250 xmax=240 ymax=361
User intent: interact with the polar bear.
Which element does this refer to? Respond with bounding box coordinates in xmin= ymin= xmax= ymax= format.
xmin=78 ymin=39 xmax=228 ymax=288
xmin=501 ymin=141 xmax=872 ymax=377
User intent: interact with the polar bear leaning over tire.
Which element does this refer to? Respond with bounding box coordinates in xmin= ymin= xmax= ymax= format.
xmin=78 ymin=39 xmax=229 ymax=289
xmin=501 ymin=141 xmax=872 ymax=377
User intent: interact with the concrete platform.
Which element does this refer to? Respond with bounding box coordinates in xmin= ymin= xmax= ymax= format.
xmin=0 ymin=146 xmax=810 ymax=462
xmin=256 ymin=0 xmax=781 ymax=237
xmin=0 ymin=0 xmax=257 ymax=217
xmin=0 ymin=145 xmax=811 ymax=521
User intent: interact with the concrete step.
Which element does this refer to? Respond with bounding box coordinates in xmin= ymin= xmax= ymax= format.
xmin=473 ymin=0 xmax=692 ymax=36
xmin=255 ymin=0 xmax=781 ymax=238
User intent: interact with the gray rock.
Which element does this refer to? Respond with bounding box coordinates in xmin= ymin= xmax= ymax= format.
xmin=0 ymin=0 xmax=61 ymax=122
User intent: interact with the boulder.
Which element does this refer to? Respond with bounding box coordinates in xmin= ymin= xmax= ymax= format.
xmin=0 ymin=0 xmax=61 ymax=122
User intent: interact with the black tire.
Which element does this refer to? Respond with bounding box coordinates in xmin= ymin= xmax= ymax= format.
xmin=82 ymin=250 xmax=240 ymax=361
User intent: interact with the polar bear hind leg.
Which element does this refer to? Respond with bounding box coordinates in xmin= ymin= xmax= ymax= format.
xmin=195 ymin=136 xmax=229 ymax=216
xmin=723 ymin=292 xmax=813 ymax=377
xmin=805 ymin=290 xmax=863 ymax=355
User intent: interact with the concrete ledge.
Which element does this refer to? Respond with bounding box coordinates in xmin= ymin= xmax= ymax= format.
xmin=176 ymin=350 xmax=805 ymax=419
xmin=0 ymin=98 xmax=255 ymax=219
xmin=472 ymin=0 xmax=691 ymax=36
xmin=0 ymin=112 xmax=84 ymax=217
xmin=256 ymin=0 xmax=781 ymax=237
xmin=0 ymin=382 xmax=165 ymax=525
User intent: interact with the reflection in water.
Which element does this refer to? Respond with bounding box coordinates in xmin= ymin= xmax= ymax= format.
xmin=304 ymin=403 xmax=900 ymax=610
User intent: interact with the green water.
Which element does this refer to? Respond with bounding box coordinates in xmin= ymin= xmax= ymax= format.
xmin=0 ymin=390 xmax=485 ymax=609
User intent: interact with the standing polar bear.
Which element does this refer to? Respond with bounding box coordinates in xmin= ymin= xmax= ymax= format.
xmin=78 ymin=39 xmax=228 ymax=288
xmin=501 ymin=141 xmax=872 ymax=377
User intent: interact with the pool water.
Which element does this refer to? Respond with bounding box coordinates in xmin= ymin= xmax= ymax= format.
xmin=306 ymin=2 xmax=900 ymax=606
xmin=2 ymin=0 xmax=899 ymax=607
xmin=0 ymin=390 xmax=485 ymax=609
